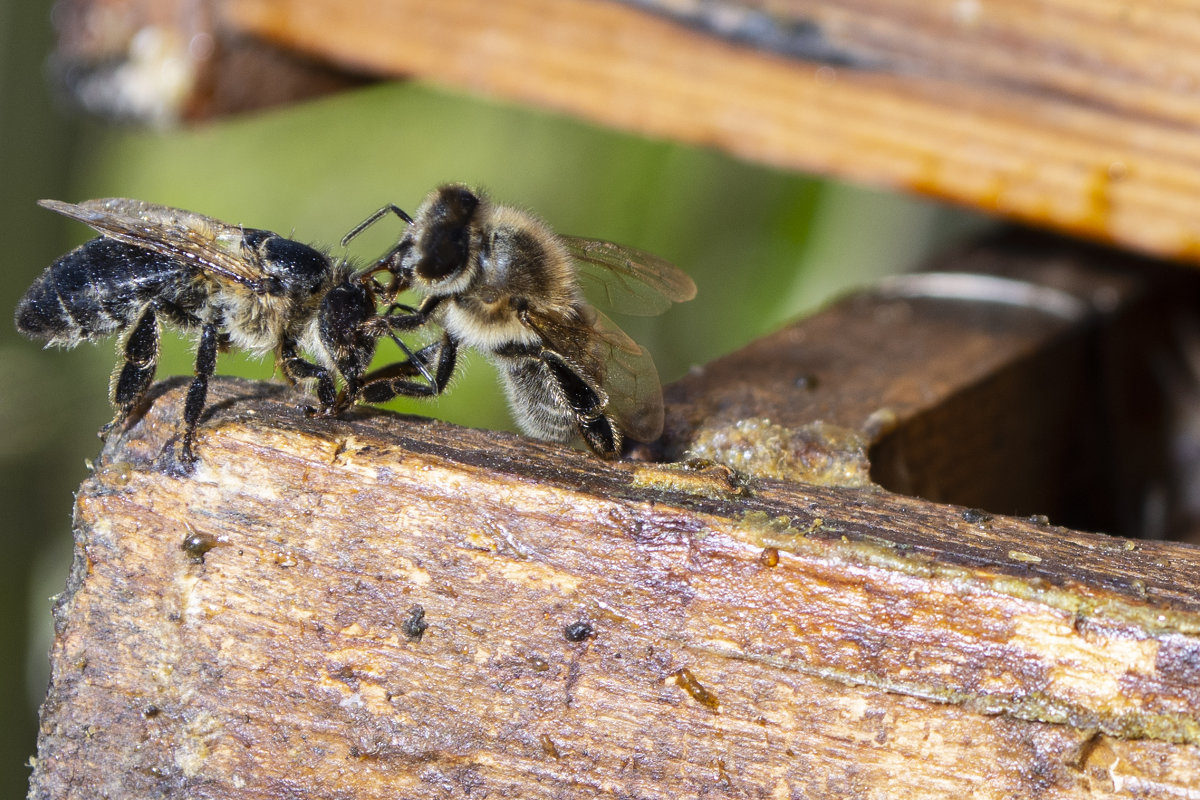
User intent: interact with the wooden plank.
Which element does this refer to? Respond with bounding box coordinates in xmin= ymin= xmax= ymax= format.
xmin=663 ymin=230 xmax=1192 ymax=538
xmin=207 ymin=0 xmax=1200 ymax=267
xmin=27 ymin=377 xmax=1200 ymax=798
xmin=29 ymin=234 xmax=1200 ymax=797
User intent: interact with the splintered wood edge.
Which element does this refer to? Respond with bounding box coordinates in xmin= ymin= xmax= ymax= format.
xmin=218 ymin=0 xmax=1200 ymax=266
xmin=30 ymin=377 xmax=1200 ymax=797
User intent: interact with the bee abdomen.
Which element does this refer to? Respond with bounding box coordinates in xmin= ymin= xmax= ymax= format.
xmin=16 ymin=238 xmax=183 ymax=345
xmin=498 ymin=359 xmax=579 ymax=443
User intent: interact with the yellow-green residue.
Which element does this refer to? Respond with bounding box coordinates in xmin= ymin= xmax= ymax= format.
xmin=631 ymin=459 xmax=753 ymax=500
xmin=726 ymin=645 xmax=1200 ymax=746
xmin=688 ymin=418 xmax=874 ymax=487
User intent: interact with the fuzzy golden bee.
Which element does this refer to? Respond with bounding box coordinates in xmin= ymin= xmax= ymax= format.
xmin=350 ymin=184 xmax=697 ymax=458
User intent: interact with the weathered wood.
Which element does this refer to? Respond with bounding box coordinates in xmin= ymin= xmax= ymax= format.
xmin=30 ymin=231 xmax=1200 ymax=797
xmin=28 ymin=377 xmax=1200 ymax=799
xmin=47 ymin=0 xmax=1200 ymax=267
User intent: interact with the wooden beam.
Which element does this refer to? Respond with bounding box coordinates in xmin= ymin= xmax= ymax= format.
xmin=52 ymin=1 xmax=1200 ymax=264
xmin=209 ymin=0 xmax=1200 ymax=266
xmin=29 ymin=234 xmax=1200 ymax=797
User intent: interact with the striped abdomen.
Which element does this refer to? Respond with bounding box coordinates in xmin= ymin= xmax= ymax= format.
xmin=496 ymin=357 xmax=578 ymax=443
xmin=15 ymin=238 xmax=197 ymax=347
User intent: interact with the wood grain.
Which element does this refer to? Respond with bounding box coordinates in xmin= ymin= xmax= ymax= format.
xmin=214 ymin=0 xmax=1200 ymax=267
xmin=27 ymin=377 xmax=1200 ymax=799
xmin=30 ymin=229 xmax=1200 ymax=796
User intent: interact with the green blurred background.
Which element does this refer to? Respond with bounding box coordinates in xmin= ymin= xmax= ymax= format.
xmin=0 ymin=2 xmax=985 ymax=795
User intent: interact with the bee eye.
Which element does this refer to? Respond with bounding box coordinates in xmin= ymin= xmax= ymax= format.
xmin=418 ymin=224 xmax=470 ymax=281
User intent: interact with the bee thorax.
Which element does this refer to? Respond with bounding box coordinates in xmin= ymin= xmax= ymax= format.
xmin=219 ymin=289 xmax=297 ymax=355
xmin=440 ymin=300 xmax=540 ymax=353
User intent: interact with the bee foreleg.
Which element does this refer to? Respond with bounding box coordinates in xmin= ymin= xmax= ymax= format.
xmin=382 ymin=302 xmax=420 ymax=318
xmin=357 ymin=334 xmax=458 ymax=404
xmin=538 ymin=349 xmax=622 ymax=459
xmin=383 ymin=294 xmax=444 ymax=330
xmin=278 ymin=340 xmax=337 ymax=413
xmin=180 ymin=322 xmax=219 ymax=464
xmin=106 ymin=309 xmax=160 ymax=437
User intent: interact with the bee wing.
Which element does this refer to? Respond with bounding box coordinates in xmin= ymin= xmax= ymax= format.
xmin=39 ymin=198 xmax=272 ymax=290
xmin=591 ymin=309 xmax=666 ymax=442
xmin=532 ymin=306 xmax=666 ymax=443
xmin=561 ymin=235 xmax=697 ymax=316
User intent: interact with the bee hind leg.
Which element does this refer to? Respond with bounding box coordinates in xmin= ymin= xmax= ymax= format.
xmin=577 ymin=415 xmax=622 ymax=459
xmin=105 ymin=309 xmax=160 ymax=439
xmin=179 ymin=321 xmax=219 ymax=464
xmin=538 ymin=349 xmax=622 ymax=459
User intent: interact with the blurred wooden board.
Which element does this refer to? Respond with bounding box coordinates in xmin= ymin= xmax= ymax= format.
xmin=211 ymin=0 xmax=1200 ymax=267
xmin=29 ymin=234 xmax=1200 ymax=797
xmin=49 ymin=0 xmax=1200 ymax=265
xmin=46 ymin=0 xmax=364 ymax=123
xmin=51 ymin=0 xmax=1200 ymax=263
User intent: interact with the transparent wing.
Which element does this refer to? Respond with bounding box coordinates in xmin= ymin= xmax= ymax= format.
xmin=589 ymin=309 xmax=665 ymax=442
xmin=39 ymin=198 xmax=273 ymax=289
xmin=562 ymin=235 xmax=697 ymax=316
xmin=530 ymin=306 xmax=666 ymax=443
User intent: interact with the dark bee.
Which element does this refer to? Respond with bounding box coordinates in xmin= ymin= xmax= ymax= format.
xmin=15 ymin=198 xmax=414 ymax=464
xmin=350 ymin=184 xmax=697 ymax=458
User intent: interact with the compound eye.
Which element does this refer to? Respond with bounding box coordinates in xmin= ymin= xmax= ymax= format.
xmin=419 ymin=223 xmax=470 ymax=282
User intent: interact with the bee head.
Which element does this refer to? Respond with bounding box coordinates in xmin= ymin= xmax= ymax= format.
xmin=392 ymin=184 xmax=481 ymax=294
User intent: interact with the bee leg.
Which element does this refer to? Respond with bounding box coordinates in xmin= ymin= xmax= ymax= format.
xmin=538 ymin=349 xmax=622 ymax=459
xmin=576 ymin=415 xmax=622 ymax=459
xmin=349 ymin=295 xmax=449 ymax=402
xmin=380 ymin=294 xmax=443 ymax=332
xmin=278 ymin=340 xmax=337 ymax=415
xmin=105 ymin=309 xmax=160 ymax=438
xmin=357 ymin=334 xmax=458 ymax=404
xmin=180 ymin=322 xmax=219 ymax=464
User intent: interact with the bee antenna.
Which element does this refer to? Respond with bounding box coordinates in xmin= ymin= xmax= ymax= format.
xmin=341 ymin=204 xmax=414 ymax=249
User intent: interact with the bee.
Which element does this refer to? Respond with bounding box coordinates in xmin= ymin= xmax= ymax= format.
xmin=14 ymin=198 xmax=421 ymax=465
xmin=350 ymin=184 xmax=697 ymax=458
